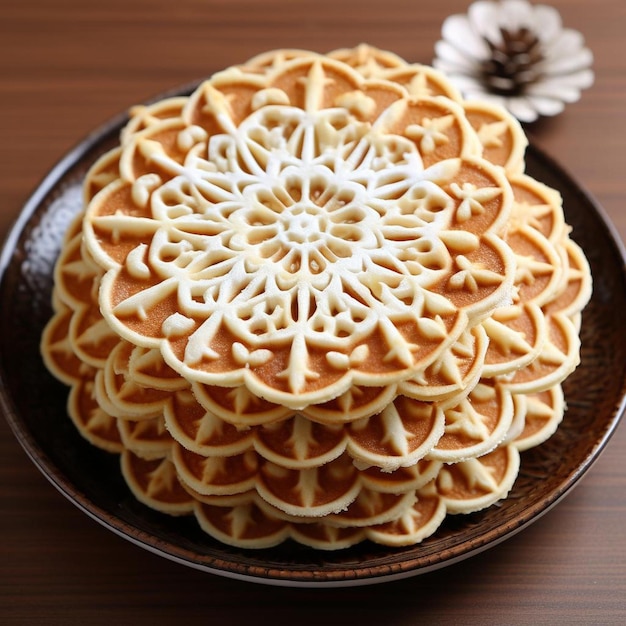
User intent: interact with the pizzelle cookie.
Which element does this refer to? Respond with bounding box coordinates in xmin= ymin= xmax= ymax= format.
xmin=82 ymin=53 xmax=516 ymax=410
xmin=40 ymin=45 xmax=592 ymax=551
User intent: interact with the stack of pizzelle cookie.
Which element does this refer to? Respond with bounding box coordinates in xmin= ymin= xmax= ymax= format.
xmin=41 ymin=45 xmax=591 ymax=550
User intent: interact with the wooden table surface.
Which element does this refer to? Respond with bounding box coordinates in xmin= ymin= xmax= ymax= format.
xmin=1 ymin=0 xmax=625 ymax=623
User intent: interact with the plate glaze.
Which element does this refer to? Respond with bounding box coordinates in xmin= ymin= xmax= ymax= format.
xmin=1 ymin=97 xmax=625 ymax=587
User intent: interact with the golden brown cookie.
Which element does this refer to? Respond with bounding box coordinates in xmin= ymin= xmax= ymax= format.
xmin=82 ymin=55 xmax=517 ymax=410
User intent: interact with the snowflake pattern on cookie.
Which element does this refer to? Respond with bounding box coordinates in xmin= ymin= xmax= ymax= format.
xmin=83 ymin=56 xmax=517 ymax=409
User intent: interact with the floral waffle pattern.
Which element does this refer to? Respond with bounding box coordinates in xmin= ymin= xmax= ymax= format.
xmin=83 ymin=54 xmax=517 ymax=409
xmin=41 ymin=46 xmax=591 ymax=550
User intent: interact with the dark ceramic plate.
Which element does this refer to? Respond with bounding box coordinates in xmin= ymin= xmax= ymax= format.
xmin=1 ymin=95 xmax=625 ymax=587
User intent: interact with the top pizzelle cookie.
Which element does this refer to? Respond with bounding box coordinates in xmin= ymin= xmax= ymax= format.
xmin=83 ymin=54 xmax=517 ymax=409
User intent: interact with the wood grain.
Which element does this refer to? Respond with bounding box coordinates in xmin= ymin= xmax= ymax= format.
xmin=1 ymin=0 xmax=625 ymax=623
